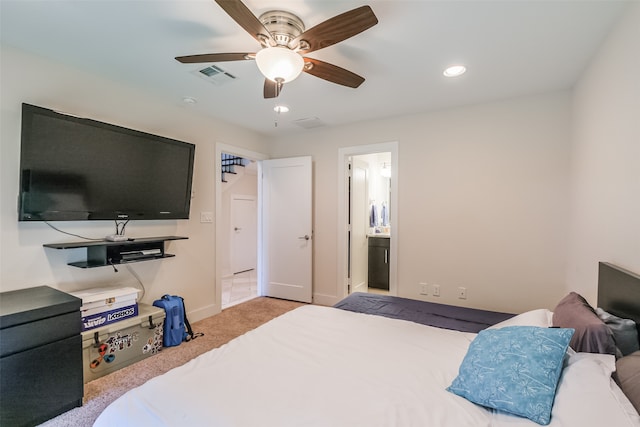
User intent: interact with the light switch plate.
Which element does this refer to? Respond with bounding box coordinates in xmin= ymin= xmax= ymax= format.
xmin=200 ymin=212 xmax=214 ymax=223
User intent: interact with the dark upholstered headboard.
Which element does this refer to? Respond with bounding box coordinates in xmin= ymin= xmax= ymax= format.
xmin=598 ymin=262 xmax=640 ymax=328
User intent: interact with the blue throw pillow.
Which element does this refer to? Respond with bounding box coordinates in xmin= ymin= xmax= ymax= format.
xmin=447 ymin=326 xmax=574 ymax=425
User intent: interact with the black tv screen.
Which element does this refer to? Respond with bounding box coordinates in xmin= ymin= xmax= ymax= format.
xmin=19 ymin=103 xmax=195 ymax=221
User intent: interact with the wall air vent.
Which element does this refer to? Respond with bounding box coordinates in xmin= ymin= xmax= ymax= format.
xmin=191 ymin=65 xmax=236 ymax=86
xmin=292 ymin=117 xmax=326 ymax=129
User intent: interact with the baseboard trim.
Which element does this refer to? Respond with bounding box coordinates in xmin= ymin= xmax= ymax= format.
xmin=312 ymin=293 xmax=340 ymax=307
xmin=187 ymin=303 xmax=219 ymax=323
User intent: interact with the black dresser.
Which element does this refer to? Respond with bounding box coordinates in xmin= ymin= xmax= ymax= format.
xmin=0 ymin=286 xmax=83 ymax=426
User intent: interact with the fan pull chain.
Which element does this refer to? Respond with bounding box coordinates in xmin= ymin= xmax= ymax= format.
xmin=274 ymin=80 xmax=283 ymax=127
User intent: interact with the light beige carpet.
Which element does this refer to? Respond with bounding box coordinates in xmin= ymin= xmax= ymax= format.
xmin=38 ymin=297 xmax=305 ymax=427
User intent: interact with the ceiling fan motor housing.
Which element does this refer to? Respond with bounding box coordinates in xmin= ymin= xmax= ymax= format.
xmin=259 ymin=10 xmax=305 ymax=49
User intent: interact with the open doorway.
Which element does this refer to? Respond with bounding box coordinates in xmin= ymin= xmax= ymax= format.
xmin=216 ymin=144 xmax=314 ymax=310
xmin=216 ymin=144 xmax=268 ymax=310
xmin=220 ymin=153 xmax=258 ymax=308
xmin=338 ymin=142 xmax=398 ymax=301
xmin=350 ymin=153 xmax=392 ymax=296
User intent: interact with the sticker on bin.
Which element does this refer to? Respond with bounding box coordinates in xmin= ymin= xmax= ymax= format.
xmin=81 ymin=304 xmax=138 ymax=331
xmin=81 ymin=297 xmax=137 ymax=318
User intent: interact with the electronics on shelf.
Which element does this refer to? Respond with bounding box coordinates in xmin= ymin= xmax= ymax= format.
xmin=120 ymin=248 xmax=162 ymax=261
xmin=43 ymin=236 xmax=188 ymax=268
xmin=105 ymin=235 xmax=129 ymax=242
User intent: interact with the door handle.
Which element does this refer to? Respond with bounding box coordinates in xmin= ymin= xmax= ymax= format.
xmin=234 ymin=227 xmax=242 ymax=231
xmin=298 ymin=235 xmax=310 ymax=241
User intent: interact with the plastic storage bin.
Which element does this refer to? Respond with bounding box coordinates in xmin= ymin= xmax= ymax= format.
xmin=71 ymin=286 xmax=140 ymax=331
xmin=81 ymin=303 xmax=164 ymax=383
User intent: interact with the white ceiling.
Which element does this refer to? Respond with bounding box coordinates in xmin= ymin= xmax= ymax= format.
xmin=0 ymin=0 xmax=630 ymax=135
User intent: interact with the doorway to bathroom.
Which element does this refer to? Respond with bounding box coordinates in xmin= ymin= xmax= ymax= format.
xmin=337 ymin=142 xmax=398 ymax=300
xmin=350 ymin=153 xmax=392 ymax=295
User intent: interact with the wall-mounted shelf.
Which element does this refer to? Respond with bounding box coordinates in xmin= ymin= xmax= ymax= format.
xmin=44 ymin=236 xmax=188 ymax=268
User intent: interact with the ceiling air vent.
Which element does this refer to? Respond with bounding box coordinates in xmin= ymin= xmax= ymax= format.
xmin=191 ymin=65 xmax=236 ymax=86
xmin=293 ymin=117 xmax=326 ymax=129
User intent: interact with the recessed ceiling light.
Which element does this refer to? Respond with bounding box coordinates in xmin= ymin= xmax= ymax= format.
xmin=274 ymin=105 xmax=289 ymax=113
xmin=443 ymin=65 xmax=467 ymax=77
xmin=182 ymin=96 xmax=197 ymax=104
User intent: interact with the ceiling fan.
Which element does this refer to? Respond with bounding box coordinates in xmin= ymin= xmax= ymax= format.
xmin=175 ymin=0 xmax=378 ymax=98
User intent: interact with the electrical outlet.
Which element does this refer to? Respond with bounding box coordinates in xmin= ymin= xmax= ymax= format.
xmin=457 ymin=287 xmax=467 ymax=299
xmin=432 ymin=284 xmax=440 ymax=297
xmin=419 ymin=282 xmax=428 ymax=295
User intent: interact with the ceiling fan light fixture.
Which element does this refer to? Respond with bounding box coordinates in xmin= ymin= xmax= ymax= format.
xmin=274 ymin=105 xmax=289 ymax=113
xmin=255 ymin=47 xmax=304 ymax=83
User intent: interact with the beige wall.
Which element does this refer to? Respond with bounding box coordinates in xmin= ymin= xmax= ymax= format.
xmin=267 ymin=2 xmax=640 ymax=312
xmin=0 ymin=46 xmax=266 ymax=321
xmin=566 ymin=2 xmax=640 ymax=304
xmin=270 ymin=92 xmax=572 ymax=313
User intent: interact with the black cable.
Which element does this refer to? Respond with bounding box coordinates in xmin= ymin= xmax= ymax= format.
xmin=44 ymin=221 xmax=103 ymax=241
xmin=107 ymin=258 xmax=119 ymax=273
xmin=114 ymin=219 xmax=130 ymax=236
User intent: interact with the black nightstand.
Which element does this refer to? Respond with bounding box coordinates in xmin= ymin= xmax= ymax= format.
xmin=0 ymin=286 xmax=83 ymax=426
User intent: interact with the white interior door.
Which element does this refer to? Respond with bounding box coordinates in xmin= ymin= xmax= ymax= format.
xmin=261 ymin=156 xmax=312 ymax=303
xmin=231 ymin=195 xmax=257 ymax=274
xmin=350 ymin=158 xmax=368 ymax=293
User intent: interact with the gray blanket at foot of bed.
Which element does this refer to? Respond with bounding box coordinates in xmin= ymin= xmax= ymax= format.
xmin=334 ymin=292 xmax=514 ymax=333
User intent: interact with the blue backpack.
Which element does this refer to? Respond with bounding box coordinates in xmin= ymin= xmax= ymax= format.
xmin=153 ymin=295 xmax=202 ymax=347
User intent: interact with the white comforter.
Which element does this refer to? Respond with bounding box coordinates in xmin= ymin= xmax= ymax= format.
xmin=94 ymin=305 xmax=640 ymax=427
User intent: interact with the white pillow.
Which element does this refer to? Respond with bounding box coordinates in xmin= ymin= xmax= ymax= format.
xmin=490 ymin=350 xmax=640 ymax=426
xmin=487 ymin=308 xmax=553 ymax=330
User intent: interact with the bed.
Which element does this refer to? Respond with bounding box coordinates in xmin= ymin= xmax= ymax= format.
xmin=94 ymin=262 xmax=640 ymax=426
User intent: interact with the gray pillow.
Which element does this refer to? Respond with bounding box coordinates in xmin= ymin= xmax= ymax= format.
xmin=616 ymin=351 xmax=640 ymax=414
xmin=596 ymin=308 xmax=640 ymax=357
xmin=552 ymin=292 xmax=616 ymax=355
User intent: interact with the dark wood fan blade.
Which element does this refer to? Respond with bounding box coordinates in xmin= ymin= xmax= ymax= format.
xmin=303 ymin=58 xmax=365 ymax=88
xmin=263 ymin=79 xmax=283 ymax=99
xmin=293 ymin=6 xmax=378 ymax=55
xmin=175 ymin=53 xmax=254 ymax=63
xmin=215 ymin=0 xmax=274 ymax=46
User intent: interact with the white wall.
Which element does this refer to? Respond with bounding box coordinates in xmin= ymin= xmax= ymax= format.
xmin=268 ymin=2 xmax=638 ymax=313
xmin=270 ymin=92 xmax=572 ymax=313
xmin=2 ymin=3 xmax=636 ymax=319
xmin=0 ymin=46 xmax=267 ymax=321
xmin=566 ymin=2 xmax=640 ymax=304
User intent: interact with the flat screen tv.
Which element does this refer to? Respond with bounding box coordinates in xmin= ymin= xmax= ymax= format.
xmin=19 ymin=103 xmax=195 ymax=221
